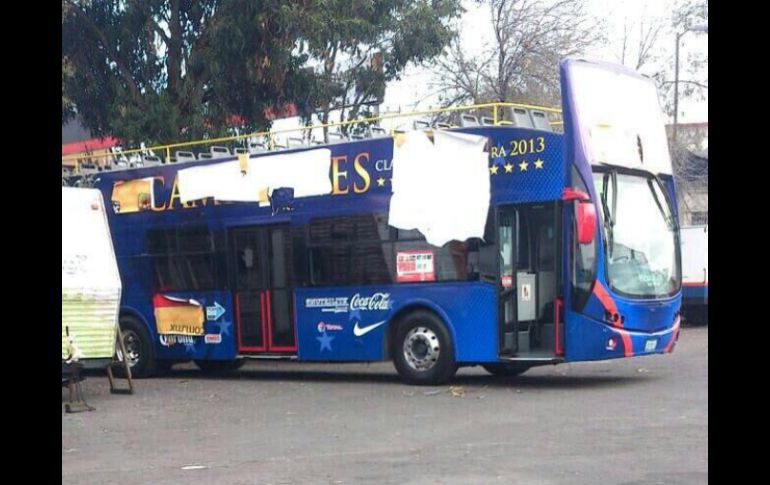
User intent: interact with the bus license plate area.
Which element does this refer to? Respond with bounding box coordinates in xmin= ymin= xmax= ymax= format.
xmin=645 ymin=339 xmax=657 ymax=352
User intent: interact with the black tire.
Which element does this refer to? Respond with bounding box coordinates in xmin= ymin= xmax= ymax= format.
xmin=119 ymin=315 xmax=156 ymax=378
xmin=194 ymin=359 xmax=246 ymax=373
xmin=393 ymin=310 xmax=457 ymax=385
xmin=482 ymin=363 xmax=530 ymax=377
xmin=683 ymin=305 xmax=708 ymax=326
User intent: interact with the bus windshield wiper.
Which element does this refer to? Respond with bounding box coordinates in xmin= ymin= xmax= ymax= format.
xmin=601 ymin=171 xmax=617 ymax=256
xmin=648 ymin=176 xmax=676 ymax=231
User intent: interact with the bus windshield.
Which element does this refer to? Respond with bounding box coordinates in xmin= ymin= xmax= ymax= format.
xmin=593 ymin=170 xmax=680 ymax=298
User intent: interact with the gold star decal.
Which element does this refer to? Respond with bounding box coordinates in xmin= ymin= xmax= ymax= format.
xmin=534 ymin=158 xmax=544 ymax=169
xmin=504 ymin=163 xmax=514 ymax=173
xmin=376 ymin=177 xmax=385 ymax=187
xmin=519 ymin=160 xmax=528 ymax=171
xmin=489 ymin=165 xmax=499 ymax=175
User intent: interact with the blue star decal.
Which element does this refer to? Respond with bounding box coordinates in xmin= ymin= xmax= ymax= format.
xmin=215 ymin=319 xmax=232 ymax=336
xmin=183 ymin=340 xmax=196 ymax=353
xmin=316 ymin=331 xmax=334 ymax=352
xmin=349 ymin=308 xmax=362 ymax=322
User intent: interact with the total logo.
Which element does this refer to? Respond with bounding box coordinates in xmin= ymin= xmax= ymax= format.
xmin=350 ymin=292 xmax=391 ymax=311
xmin=317 ymin=321 xmax=344 ymax=333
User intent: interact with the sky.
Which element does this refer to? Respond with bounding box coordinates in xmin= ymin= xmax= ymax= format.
xmin=382 ymin=0 xmax=708 ymax=124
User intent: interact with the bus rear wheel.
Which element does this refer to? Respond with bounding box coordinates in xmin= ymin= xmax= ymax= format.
xmin=393 ymin=310 xmax=457 ymax=385
xmin=194 ymin=359 xmax=246 ymax=373
xmin=118 ymin=315 xmax=156 ymax=378
xmin=482 ymin=363 xmax=530 ymax=377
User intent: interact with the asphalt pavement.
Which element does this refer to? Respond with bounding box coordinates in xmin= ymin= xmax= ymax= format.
xmin=62 ymin=326 xmax=708 ymax=485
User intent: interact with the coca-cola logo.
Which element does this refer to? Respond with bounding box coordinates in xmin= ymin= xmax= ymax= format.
xmin=350 ymin=292 xmax=391 ymax=311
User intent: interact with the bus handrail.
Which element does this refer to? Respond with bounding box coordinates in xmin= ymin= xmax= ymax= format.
xmin=62 ymin=101 xmax=562 ymax=172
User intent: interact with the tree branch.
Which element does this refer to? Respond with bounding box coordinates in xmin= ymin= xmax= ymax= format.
xmin=68 ymin=2 xmax=144 ymax=104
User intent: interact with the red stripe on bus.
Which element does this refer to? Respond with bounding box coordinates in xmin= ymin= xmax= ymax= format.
xmin=592 ymin=282 xmax=622 ymax=328
xmin=619 ymin=330 xmax=633 ymax=357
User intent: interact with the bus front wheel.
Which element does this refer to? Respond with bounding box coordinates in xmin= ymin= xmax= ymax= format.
xmin=393 ymin=310 xmax=457 ymax=385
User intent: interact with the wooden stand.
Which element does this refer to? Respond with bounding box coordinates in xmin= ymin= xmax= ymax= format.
xmin=106 ymin=326 xmax=135 ymax=395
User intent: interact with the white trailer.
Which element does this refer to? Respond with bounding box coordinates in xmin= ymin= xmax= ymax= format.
xmin=680 ymin=225 xmax=708 ymax=324
xmin=62 ymin=187 xmax=122 ymax=368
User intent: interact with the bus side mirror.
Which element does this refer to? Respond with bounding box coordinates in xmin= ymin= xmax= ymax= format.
xmin=576 ymin=202 xmax=596 ymax=244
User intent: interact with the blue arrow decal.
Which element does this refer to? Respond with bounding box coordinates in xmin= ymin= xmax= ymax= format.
xmin=206 ymin=301 xmax=226 ymax=321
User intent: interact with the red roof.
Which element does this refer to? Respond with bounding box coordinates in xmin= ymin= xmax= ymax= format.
xmin=62 ymin=136 xmax=120 ymax=156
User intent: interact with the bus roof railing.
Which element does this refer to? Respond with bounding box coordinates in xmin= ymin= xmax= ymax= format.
xmin=62 ymin=101 xmax=563 ymax=173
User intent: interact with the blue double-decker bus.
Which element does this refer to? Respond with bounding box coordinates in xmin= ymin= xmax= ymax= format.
xmin=68 ymin=59 xmax=682 ymax=385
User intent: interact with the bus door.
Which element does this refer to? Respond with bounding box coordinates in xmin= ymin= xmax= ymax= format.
xmin=497 ymin=206 xmax=519 ymax=356
xmin=497 ymin=203 xmax=561 ymax=357
xmin=231 ymin=225 xmax=296 ymax=354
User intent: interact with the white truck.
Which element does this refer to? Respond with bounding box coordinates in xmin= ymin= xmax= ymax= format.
xmin=680 ymin=225 xmax=708 ymax=325
xmin=62 ymin=187 xmax=122 ymax=369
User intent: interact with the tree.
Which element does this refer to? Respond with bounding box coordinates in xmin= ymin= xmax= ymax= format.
xmin=657 ymin=0 xmax=708 ymax=117
xmin=619 ymin=0 xmax=707 ymax=117
xmin=668 ymin=124 xmax=707 ymax=224
xmin=62 ymin=1 xmax=75 ymax=121
xmin=63 ymin=1 xmax=462 ymax=147
xmin=299 ymin=0 xmax=461 ymax=138
xmin=617 ymin=14 xmax=665 ymax=71
xmin=62 ymin=0 xmax=315 ymax=146
xmin=432 ymin=0 xmax=604 ymax=109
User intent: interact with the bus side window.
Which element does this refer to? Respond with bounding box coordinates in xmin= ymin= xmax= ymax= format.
xmin=292 ymin=227 xmax=309 ymax=287
xmin=147 ymin=227 xmax=219 ymax=292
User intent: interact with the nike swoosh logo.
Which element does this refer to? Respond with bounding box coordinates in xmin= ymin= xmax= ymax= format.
xmin=353 ymin=320 xmax=387 ymax=337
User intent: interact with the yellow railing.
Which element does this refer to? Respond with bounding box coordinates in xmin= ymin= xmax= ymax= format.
xmin=62 ymin=101 xmax=562 ymax=172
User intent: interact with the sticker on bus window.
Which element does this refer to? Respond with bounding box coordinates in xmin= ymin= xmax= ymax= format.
xmin=153 ymin=294 xmax=205 ymax=336
xmin=396 ymin=251 xmax=436 ymax=282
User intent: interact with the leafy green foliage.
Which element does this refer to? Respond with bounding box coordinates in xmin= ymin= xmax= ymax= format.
xmin=62 ymin=0 xmax=313 ymax=145
xmin=62 ymin=0 xmax=461 ymax=146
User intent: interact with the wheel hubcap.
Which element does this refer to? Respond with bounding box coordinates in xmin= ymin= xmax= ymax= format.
xmin=403 ymin=326 xmax=440 ymax=372
xmin=122 ymin=330 xmax=141 ymax=367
